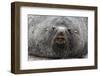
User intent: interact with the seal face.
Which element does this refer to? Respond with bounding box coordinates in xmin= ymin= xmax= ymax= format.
xmin=51 ymin=26 xmax=68 ymax=58
xmin=28 ymin=15 xmax=88 ymax=59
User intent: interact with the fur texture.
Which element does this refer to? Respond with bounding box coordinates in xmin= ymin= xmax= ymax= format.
xmin=28 ymin=15 xmax=88 ymax=59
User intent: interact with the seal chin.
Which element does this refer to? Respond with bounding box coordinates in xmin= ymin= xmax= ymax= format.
xmin=52 ymin=40 xmax=67 ymax=58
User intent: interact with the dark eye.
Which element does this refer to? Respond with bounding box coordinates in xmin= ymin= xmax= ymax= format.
xmin=52 ymin=26 xmax=56 ymax=30
xmin=74 ymin=30 xmax=78 ymax=33
xmin=74 ymin=30 xmax=79 ymax=34
xmin=68 ymin=29 xmax=71 ymax=33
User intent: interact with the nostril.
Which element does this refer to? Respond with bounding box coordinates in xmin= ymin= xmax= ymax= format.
xmin=59 ymin=32 xmax=64 ymax=35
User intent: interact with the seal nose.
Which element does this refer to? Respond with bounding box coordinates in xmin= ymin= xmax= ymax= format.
xmin=57 ymin=26 xmax=66 ymax=35
xmin=57 ymin=31 xmax=65 ymax=38
xmin=59 ymin=32 xmax=64 ymax=36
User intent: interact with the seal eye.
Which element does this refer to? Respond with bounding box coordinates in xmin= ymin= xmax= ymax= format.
xmin=68 ymin=29 xmax=71 ymax=33
xmin=74 ymin=30 xmax=79 ymax=34
xmin=74 ymin=30 xmax=78 ymax=33
xmin=52 ymin=26 xmax=56 ymax=30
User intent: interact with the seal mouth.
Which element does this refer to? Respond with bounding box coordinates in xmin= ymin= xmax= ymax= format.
xmin=54 ymin=32 xmax=66 ymax=44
